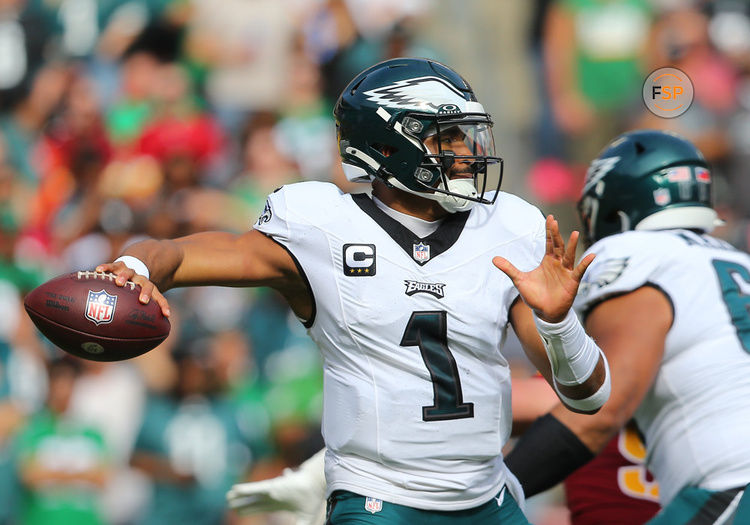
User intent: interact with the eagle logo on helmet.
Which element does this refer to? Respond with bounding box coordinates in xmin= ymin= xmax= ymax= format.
xmin=583 ymin=156 xmax=621 ymax=194
xmin=363 ymin=77 xmax=466 ymax=112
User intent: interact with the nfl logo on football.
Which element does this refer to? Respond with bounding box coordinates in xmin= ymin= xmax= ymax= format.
xmin=413 ymin=242 xmax=430 ymax=262
xmin=364 ymin=497 xmax=383 ymax=514
xmin=85 ymin=290 xmax=117 ymax=325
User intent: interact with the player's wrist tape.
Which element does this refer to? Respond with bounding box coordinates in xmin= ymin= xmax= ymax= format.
xmin=504 ymin=413 xmax=594 ymax=498
xmin=114 ymin=256 xmax=150 ymax=279
xmin=554 ymin=352 xmax=611 ymax=413
xmin=534 ymin=309 xmax=600 ymax=385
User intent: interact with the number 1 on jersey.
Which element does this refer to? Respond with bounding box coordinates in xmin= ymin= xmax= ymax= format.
xmin=400 ymin=311 xmax=475 ymax=421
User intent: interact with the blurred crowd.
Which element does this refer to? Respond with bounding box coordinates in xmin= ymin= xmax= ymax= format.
xmin=526 ymin=0 xmax=750 ymax=249
xmin=0 ymin=0 xmax=748 ymax=524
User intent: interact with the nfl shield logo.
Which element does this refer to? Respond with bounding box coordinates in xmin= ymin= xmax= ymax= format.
xmin=85 ymin=290 xmax=117 ymax=325
xmin=364 ymin=497 xmax=383 ymax=514
xmin=653 ymin=188 xmax=671 ymax=206
xmin=413 ymin=242 xmax=430 ymax=262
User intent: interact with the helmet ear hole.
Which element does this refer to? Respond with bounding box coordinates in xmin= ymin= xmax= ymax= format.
xmin=635 ymin=141 xmax=646 ymax=154
xmin=371 ymin=143 xmax=398 ymax=158
xmin=602 ymin=209 xmax=624 ymax=231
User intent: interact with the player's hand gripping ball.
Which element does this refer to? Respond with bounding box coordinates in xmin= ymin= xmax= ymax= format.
xmin=24 ymin=271 xmax=170 ymax=361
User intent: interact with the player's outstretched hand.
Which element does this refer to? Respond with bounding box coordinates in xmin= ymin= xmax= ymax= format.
xmin=95 ymin=261 xmax=171 ymax=318
xmin=226 ymin=449 xmax=327 ymax=525
xmin=493 ymin=215 xmax=595 ymax=323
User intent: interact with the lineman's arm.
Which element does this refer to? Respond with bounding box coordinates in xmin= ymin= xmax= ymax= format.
xmin=95 ymin=230 xmax=312 ymax=321
xmin=552 ymin=286 xmax=670 ymax=451
xmin=505 ymin=286 xmax=671 ymax=497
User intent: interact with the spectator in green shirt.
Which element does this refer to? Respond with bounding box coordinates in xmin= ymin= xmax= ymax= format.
xmin=13 ymin=357 xmax=111 ymax=525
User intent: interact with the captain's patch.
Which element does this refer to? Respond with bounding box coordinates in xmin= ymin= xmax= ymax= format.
xmin=343 ymin=244 xmax=376 ymax=276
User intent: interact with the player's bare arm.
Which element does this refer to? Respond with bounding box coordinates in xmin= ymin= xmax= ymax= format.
xmin=552 ymin=286 xmax=672 ymax=453
xmin=96 ymin=230 xmax=312 ymax=322
xmin=500 ymin=215 xmax=608 ymax=414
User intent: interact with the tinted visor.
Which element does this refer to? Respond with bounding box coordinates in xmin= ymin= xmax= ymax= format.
xmin=423 ymin=122 xmax=496 ymax=158
xmin=397 ymin=111 xmax=503 ymax=205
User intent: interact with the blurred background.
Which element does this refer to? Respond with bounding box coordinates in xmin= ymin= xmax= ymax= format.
xmin=0 ymin=0 xmax=748 ymax=523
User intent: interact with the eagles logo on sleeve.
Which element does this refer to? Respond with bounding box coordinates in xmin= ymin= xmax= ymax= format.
xmin=579 ymin=257 xmax=630 ymax=297
xmin=256 ymin=200 xmax=272 ymax=226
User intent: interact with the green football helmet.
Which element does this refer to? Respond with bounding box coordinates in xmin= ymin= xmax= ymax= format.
xmin=333 ymin=57 xmax=503 ymax=213
xmin=578 ymin=130 xmax=721 ymax=244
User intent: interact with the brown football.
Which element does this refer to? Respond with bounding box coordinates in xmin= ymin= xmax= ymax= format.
xmin=23 ymin=271 xmax=170 ymax=361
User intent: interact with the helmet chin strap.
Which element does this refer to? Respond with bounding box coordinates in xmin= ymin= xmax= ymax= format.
xmin=438 ymin=179 xmax=478 ymax=213
xmin=387 ymin=177 xmax=478 ymax=213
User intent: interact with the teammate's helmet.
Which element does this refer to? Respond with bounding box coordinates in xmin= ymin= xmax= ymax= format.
xmin=334 ymin=57 xmax=503 ymax=213
xmin=578 ymin=130 xmax=721 ymax=244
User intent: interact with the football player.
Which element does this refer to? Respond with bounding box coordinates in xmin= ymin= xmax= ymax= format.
xmin=505 ymin=130 xmax=750 ymax=523
xmin=97 ymin=57 xmax=610 ymax=524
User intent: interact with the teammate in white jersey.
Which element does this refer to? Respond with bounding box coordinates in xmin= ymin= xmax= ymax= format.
xmin=95 ymin=58 xmax=610 ymax=524
xmin=505 ymin=129 xmax=750 ymax=523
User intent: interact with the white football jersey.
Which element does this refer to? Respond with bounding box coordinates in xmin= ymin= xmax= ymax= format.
xmin=255 ymin=181 xmax=546 ymax=510
xmin=575 ymin=229 xmax=750 ymax=505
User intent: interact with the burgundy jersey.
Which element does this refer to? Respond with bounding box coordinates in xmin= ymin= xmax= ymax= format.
xmin=564 ymin=426 xmax=660 ymax=525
